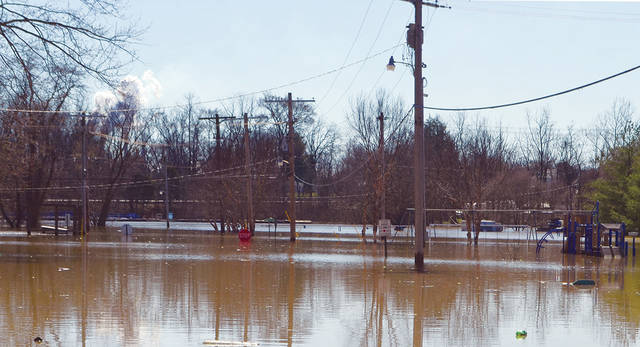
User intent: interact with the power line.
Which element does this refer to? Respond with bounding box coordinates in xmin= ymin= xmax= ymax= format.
xmin=423 ymin=63 xmax=640 ymax=112
xmin=0 ymin=159 xmax=275 ymax=193
xmin=321 ymin=0 xmax=397 ymax=116
xmin=316 ymin=0 xmax=375 ymax=104
xmin=0 ymin=44 xmax=402 ymax=115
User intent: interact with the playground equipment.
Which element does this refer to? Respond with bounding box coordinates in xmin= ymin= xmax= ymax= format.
xmin=536 ymin=202 xmax=631 ymax=258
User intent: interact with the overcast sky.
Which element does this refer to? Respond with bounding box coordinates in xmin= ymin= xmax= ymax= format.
xmin=113 ymin=0 xmax=640 ymax=137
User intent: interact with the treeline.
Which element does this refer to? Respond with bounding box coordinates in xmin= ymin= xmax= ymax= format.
xmin=1 ymin=66 xmax=636 ymax=233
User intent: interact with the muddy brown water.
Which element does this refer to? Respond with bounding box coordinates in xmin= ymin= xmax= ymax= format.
xmin=0 ymin=230 xmax=638 ymax=346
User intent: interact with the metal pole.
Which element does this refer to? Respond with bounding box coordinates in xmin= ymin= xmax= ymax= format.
xmin=244 ymin=113 xmax=255 ymax=234
xmin=287 ymin=93 xmax=296 ymax=242
xmin=81 ymin=114 xmax=88 ymax=238
xmin=164 ymin=147 xmax=170 ymax=229
xmin=413 ymin=0 xmax=425 ymax=271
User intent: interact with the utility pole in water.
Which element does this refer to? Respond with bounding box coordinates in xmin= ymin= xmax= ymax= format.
xmin=265 ymin=93 xmax=314 ymax=242
xmin=402 ymin=0 xmax=450 ymax=271
xmin=243 ymin=113 xmax=255 ymax=234
xmin=378 ymin=112 xmax=386 ymax=221
xmin=81 ymin=113 xmax=88 ymax=237
xmin=164 ymin=146 xmax=170 ymax=229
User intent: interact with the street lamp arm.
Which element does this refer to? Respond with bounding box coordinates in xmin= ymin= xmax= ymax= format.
xmin=387 ymin=56 xmax=426 ymax=71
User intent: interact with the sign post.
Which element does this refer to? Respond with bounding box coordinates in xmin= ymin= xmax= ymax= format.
xmin=379 ymin=219 xmax=391 ymax=258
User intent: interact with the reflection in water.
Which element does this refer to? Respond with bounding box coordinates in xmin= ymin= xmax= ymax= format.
xmin=0 ymin=231 xmax=638 ymax=346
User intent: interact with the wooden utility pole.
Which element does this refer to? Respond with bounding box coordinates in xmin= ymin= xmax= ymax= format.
xmin=412 ymin=0 xmax=426 ymax=271
xmin=199 ymin=112 xmax=235 ymax=169
xmin=81 ymin=114 xmax=88 ymax=237
xmin=265 ymin=93 xmax=314 ymax=242
xmin=215 ymin=113 xmax=221 ymax=168
xmin=164 ymin=146 xmax=170 ymax=229
xmin=379 ymin=112 xmax=387 ymax=254
xmin=243 ymin=113 xmax=255 ymax=234
xmin=286 ymin=93 xmax=296 ymax=242
xmin=378 ymin=112 xmax=386 ymax=221
xmin=198 ymin=112 xmax=236 ymax=232
xmin=406 ymin=0 xmax=450 ymax=271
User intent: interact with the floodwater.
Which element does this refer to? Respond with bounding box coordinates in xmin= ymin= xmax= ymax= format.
xmin=0 ymin=230 xmax=638 ymax=346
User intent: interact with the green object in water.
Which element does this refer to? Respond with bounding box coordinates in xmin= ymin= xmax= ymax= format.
xmin=515 ymin=330 xmax=527 ymax=339
xmin=573 ymin=279 xmax=596 ymax=286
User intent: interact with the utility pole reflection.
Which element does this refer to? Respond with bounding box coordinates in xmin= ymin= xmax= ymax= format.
xmin=81 ymin=237 xmax=88 ymax=347
xmin=413 ymin=273 xmax=424 ymax=347
xmin=287 ymin=244 xmax=295 ymax=347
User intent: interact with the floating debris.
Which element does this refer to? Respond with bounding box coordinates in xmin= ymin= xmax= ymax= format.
xmin=572 ymin=279 xmax=596 ymax=286
xmin=57 ymin=267 xmax=70 ymax=272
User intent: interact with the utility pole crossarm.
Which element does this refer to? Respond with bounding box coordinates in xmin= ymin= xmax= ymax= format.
xmin=400 ymin=0 xmax=451 ymax=9
xmin=264 ymin=98 xmax=315 ymax=103
xmin=199 ymin=116 xmax=235 ymax=121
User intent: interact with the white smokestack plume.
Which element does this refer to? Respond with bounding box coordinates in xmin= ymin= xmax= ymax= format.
xmin=93 ymin=90 xmax=117 ymax=113
xmin=93 ymin=69 xmax=163 ymax=112
xmin=142 ymin=70 xmax=163 ymax=99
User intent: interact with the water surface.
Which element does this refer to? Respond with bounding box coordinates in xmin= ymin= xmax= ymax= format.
xmin=0 ymin=230 xmax=638 ymax=346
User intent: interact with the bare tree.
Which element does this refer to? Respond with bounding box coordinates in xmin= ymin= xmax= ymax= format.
xmin=0 ymin=0 xmax=140 ymax=92
xmin=303 ymin=119 xmax=338 ymax=182
xmin=345 ymin=90 xmax=406 ymax=240
xmin=92 ymin=78 xmax=151 ymax=226
xmin=593 ymin=98 xmax=637 ymax=164
xmin=556 ymin=126 xmax=585 ymax=209
xmin=454 ymin=115 xmax=512 ymax=244
xmin=0 ymin=60 xmax=82 ymax=232
xmin=525 ymin=107 xmax=556 ymax=183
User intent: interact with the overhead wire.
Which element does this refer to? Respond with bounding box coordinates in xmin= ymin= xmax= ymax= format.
xmin=316 ymin=0 xmax=375 ymax=104
xmin=0 ymin=159 xmax=276 ymax=193
xmin=423 ymin=63 xmax=640 ymax=112
xmin=321 ymin=0 xmax=397 ymax=117
xmin=328 ymin=10 xmax=413 ymax=131
xmin=0 ymin=44 xmax=403 ymax=115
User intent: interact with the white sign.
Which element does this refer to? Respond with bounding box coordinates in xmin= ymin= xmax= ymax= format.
xmin=379 ymin=219 xmax=391 ymax=238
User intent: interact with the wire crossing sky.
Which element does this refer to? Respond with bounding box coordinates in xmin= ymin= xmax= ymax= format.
xmin=87 ymin=0 xmax=640 ymax=132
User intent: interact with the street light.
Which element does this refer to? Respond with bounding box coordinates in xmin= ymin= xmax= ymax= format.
xmin=386 ymin=56 xmax=397 ymax=71
xmin=386 ymin=55 xmax=427 ymax=71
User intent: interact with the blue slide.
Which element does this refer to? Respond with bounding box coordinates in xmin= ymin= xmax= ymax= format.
xmin=536 ymin=228 xmax=564 ymax=253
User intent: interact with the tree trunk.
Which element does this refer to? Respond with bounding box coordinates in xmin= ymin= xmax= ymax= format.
xmin=25 ymin=191 xmax=44 ymax=235
xmin=0 ymin=202 xmax=15 ymax=228
xmin=15 ymin=192 xmax=24 ymax=229
xmin=97 ymin=188 xmax=115 ymax=227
